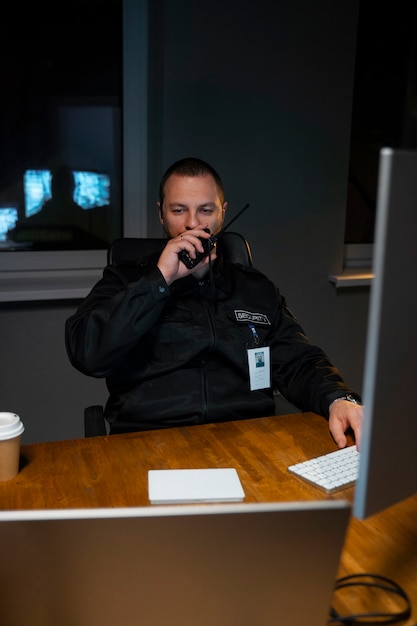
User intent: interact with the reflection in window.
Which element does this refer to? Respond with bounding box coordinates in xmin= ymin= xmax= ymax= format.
xmin=0 ymin=208 xmax=18 ymax=242
xmin=24 ymin=170 xmax=52 ymax=218
xmin=73 ymin=171 xmax=110 ymax=210
xmin=0 ymin=1 xmax=122 ymax=251
xmin=8 ymin=166 xmax=113 ymax=250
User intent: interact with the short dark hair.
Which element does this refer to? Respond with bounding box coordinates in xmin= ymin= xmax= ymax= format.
xmin=158 ymin=157 xmax=225 ymax=206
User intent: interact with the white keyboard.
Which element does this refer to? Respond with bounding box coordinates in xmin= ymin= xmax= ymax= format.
xmin=288 ymin=445 xmax=360 ymax=494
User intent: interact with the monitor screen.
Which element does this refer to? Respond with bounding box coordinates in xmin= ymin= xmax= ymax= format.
xmin=72 ymin=170 xmax=110 ymax=210
xmin=0 ymin=206 xmax=18 ymax=242
xmin=23 ymin=169 xmax=52 ymax=218
xmin=353 ymin=148 xmax=417 ymax=519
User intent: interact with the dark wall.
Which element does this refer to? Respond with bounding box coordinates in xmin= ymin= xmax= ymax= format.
xmin=0 ymin=302 xmax=107 ymax=443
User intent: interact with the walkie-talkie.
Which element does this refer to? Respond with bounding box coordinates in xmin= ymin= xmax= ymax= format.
xmin=178 ymin=203 xmax=250 ymax=269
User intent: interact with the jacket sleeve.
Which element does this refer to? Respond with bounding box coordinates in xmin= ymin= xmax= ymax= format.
xmin=269 ymin=293 xmax=360 ymax=417
xmin=65 ymin=264 xmax=170 ymax=377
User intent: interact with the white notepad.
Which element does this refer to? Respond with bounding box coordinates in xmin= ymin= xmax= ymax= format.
xmin=148 ymin=468 xmax=245 ymax=504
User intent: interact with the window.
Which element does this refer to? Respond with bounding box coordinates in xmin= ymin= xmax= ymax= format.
xmin=0 ymin=0 xmax=148 ymax=299
xmin=344 ymin=0 xmax=417 ymax=260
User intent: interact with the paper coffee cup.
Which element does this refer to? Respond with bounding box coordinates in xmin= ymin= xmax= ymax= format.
xmin=0 ymin=412 xmax=25 ymax=481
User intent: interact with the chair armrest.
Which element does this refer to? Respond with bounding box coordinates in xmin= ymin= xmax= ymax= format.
xmin=84 ymin=405 xmax=107 ymax=437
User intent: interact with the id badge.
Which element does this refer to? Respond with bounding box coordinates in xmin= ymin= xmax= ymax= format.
xmin=247 ymin=346 xmax=271 ymax=391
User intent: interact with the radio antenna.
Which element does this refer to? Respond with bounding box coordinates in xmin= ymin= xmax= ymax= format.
xmin=220 ymin=203 xmax=250 ymax=234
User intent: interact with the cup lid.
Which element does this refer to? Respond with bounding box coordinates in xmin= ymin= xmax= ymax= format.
xmin=0 ymin=412 xmax=25 ymax=440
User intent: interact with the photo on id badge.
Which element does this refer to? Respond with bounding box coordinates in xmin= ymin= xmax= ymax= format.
xmin=248 ymin=346 xmax=270 ymax=391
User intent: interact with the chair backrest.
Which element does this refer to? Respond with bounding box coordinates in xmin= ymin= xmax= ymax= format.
xmin=108 ymin=237 xmax=166 ymax=265
xmin=107 ymin=232 xmax=253 ymax=268
xmin=218 ymin=231 xmax=253 ymax=267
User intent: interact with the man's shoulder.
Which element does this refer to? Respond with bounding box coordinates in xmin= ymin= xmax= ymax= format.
xmin=224 ymin=261 xmax=280 ymax=298
xmin=228 ymin=260 xmax=273 ymax=283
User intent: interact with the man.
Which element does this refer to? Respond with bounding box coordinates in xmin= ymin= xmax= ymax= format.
xmin=65 ymin=157 xmax=363 ymax=447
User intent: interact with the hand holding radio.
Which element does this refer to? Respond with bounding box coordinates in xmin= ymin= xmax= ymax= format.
xmin=157 ymin=227 xmax=216 ymax=285
xmin=178 ymin=228 xmax=217 ymax=269
xmin=178 ymin=203 xmax=250 ymax=269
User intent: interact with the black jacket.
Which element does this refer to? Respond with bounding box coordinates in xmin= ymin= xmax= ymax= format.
xmin=65 ymin=253 xmax=359 ymax=433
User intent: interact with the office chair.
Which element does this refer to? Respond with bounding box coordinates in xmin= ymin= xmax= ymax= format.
xmin=84 ymin=232 xmax=253 ymax=436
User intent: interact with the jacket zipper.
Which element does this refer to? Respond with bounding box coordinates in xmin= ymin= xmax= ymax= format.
xmin=199 ymin=282 xmax=216 ymax=421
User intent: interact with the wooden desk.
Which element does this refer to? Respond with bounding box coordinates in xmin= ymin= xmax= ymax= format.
xmin=1 ymin=412 xmax=416 ymax=624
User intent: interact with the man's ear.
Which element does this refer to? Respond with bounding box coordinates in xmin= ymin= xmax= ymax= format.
xmin=157 ymin=202 xmax=163 ymax=224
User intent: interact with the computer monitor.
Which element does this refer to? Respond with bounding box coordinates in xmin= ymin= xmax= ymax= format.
xmin=353 ymin=148 xmax=417 ymax=519
xmin=0 ymin=501 xmax=350 ymax=626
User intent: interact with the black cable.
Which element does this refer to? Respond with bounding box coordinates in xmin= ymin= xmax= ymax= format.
xmin=328 ymin=573 xmax=412 ymax=624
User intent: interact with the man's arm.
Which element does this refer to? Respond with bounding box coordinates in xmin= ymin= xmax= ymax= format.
xmin=268 ymin=289 xmax=363 ymax=445
xmin=65 ymin=264 xmax=170 ymax=377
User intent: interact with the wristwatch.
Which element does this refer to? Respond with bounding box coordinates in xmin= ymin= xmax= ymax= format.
xmin=331 ymin=393 xmax=361 ymax=406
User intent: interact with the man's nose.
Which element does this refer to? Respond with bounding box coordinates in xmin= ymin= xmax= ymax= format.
xmin=184 ymin=211 xmax=200 ymax=230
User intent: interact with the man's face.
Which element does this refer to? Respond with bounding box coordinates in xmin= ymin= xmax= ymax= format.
xmin=158 ymin=173 xmax=226 ymax=238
